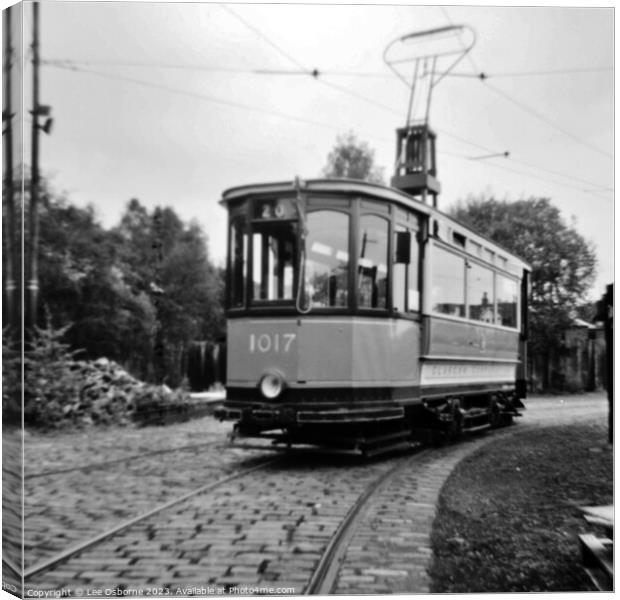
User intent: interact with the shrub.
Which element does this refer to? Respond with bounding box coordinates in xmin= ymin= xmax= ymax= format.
xmin=19 ymin=319 xmax=198 ymax=429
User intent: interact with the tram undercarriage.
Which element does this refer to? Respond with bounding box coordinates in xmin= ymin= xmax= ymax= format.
xmin=217 ymin=390 xmax=523 ymax=456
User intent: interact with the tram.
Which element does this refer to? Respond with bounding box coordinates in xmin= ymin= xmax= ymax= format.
xmin=215 ymin=123 xmax=529 ymax=453
xmin=214 ymin=27 xmax=529 ymax=454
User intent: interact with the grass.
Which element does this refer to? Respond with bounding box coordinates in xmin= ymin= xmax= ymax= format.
xmin=430 ymin=422 xmax=612 ymax=592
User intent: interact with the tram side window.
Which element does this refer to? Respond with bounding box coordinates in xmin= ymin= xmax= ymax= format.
xmin=431 ymin=246 xmax=465 ymax=317
xmin=496 ymin=274 xmax=519 ymax=328
xmin=305 ymin=211 xmax=349 ymax=307
xmin=251 ymin=223 xmax=296 ymax=302
xmin=467 ymin=263 xmax=494 ymax=323
xmin=358 ymin=215 xmax=389 ymax=309
xmin=229 ymin=219 xmax=247 ymax=308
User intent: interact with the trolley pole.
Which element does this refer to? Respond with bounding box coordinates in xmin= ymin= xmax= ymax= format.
xmin=28 ymin=1 xmax=41 ymax=333
xmin=3 ymin=5 xmax=17 ymax=337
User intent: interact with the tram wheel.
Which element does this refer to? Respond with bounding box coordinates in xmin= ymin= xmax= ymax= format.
xmin=449 ymin=414 xmax=463 ymax=442
xmin=489 ymin=400 xmax=502 ymax=428
xmin=448 ymin=400 xmax=463 ymax=442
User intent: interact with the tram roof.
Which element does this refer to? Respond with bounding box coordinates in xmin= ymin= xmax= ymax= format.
xmin=220 ymin=178 xmax=530 ymax=273
xmin=221 ymin=177 xmax=426 ymax=210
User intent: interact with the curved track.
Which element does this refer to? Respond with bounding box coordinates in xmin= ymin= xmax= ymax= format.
xmin=304 ymin=451 xmax=427 ymax=594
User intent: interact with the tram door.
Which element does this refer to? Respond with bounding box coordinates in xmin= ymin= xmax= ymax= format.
xmin=389 ymin=210 xmax=423 ymax=386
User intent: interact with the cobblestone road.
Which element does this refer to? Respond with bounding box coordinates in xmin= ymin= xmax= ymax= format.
xmin=23 ymin=411 xmax=273 ymax=568
xmin=332 ymin=392 xmax=608 ymax=594
xmin=20 ymin=392 xmax=607 ymax=595
xmin=27 ymin=456 xmax=399 ymax=594
xmin=3 ymin=425 xmax=23 ymax=596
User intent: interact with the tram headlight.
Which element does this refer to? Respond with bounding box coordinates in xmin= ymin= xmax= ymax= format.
xmin=259 ymin=371 xmax=286 ymax=400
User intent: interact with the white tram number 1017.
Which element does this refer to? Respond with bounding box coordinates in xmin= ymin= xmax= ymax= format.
xmin=249 ymin=333 xmax=296 ymax=353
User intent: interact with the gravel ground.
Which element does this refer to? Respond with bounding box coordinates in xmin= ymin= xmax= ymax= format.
xmin=23 ymin=407 xmax=233 ymax=475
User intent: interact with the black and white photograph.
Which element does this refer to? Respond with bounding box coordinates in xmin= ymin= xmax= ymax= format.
xmin=2 ymin=1 xmax=614 ymax=598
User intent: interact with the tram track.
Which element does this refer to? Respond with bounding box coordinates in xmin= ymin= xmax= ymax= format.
xmin=304 ymin=449 xmax=429 ymax=594
xmin=26 ymin=440 xmax=227 ymax=479
xmin=24 ymin=420 xmax=525 ymax=584
xmin=24 ymin=429 xmax=495 ymax=592
xmin=25 ymin=444 xmax=432 ymax=594
xmin=24 ymin=458 xmax=281 ymax=581
xmin=22 ymin=396 xmax=606 ymax=594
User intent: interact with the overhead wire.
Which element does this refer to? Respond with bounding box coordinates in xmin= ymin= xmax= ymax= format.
xmin=438 ymin=148 xmax=612 ymax=202
xmin=45 ymin=62 xmax=364 ymax=136
xmin=220 ymin=2 xmax=403 ymax=117
xmin=45 ymin=8 xmax=613 ymax=204
xmin=462 ymin=155 xmax=613 ymax=203
xmin=438 ymin=129 xmax=613 ymax=195
xmin=446 ymin=66 xmax=613 ymax=79
xmin=42 ymin=59 xmax=314 ymax=76
xmin=43 ymin=58 xmax=613 ymax=80
xmin=47 ymin=61 xmax=612 ymax=203
xmin=482 ymin=80 xmax=613 ymax=161
xmin=438 ymin=6 xmax=613 ymax=164
xmin=219 ymin=4 xmax=308 ymax=73
xmin=439 ymin=6 xmax=480 ymax=75
xmin=437 ymin=6 xmax=613 ymax=197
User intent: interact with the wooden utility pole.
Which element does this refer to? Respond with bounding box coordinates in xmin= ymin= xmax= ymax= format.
xmin=3 ymin=5 xmax=17 ymax=335
xmin=604 ymin=284 xmax=613 ymax=445
xmin=28 ymin=1 xmax=41 ymax=332
xmin=596 ymin=284 xmax=614 ymax=445
xmin=152 ymin=208 xmax=166 ymax=385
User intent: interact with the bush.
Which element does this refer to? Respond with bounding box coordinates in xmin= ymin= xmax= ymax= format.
xmin=2 ymin=328 xmax=22 ymax=423
xmin=23 ymin=320 xmax=84 ymax=425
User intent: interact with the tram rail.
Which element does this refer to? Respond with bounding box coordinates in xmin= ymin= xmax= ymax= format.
xmin=25 ymin=443 xmax=435 ymax=592
xmin=26 ymin=440 xmax=226 ymax=479
xmin=23 ymin=458 xmax=280 ymax=581
xmin=304 ymin=448 xmax=430 ymax=594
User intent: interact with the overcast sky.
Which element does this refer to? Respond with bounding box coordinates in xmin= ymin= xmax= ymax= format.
xmin=7 ymin=1 xmax=615 ymax=299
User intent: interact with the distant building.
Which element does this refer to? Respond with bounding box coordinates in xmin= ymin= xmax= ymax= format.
xmin=529 ymin=318 xmax=607 ymax=393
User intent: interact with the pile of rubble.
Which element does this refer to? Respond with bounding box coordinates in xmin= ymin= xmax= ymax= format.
xmin=26 ymin=357 xmax=197 ymax=428
xmin=62 ymin=357 xmax=145 ymax=425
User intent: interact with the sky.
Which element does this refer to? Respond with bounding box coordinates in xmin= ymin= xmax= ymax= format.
xmin=4 ymin=1 xmax=615 ymax=300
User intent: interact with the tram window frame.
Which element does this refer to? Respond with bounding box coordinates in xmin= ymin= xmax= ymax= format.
xmin=392 ymin=223 xmax=420 ymax=316
xmin=249 ymin=219 xmax=298 ymax=306
xmin=466 ymin=261 xmax=495 ymax=324
xmin=357 ymin=213 xmax=390 ymax=311
xmin=430 ymin=243 xmax=466 ymax=318
xmin=228 ymin=216 xmax=248 ymax=309
xmin=303 ymin=209 xmax=351 ymax=310
xmin=430 ymin=240 xmax=521 ymax=331
xmin=392 ymin=225 xmax=408 ymax=314
xmin=496 ymin=273 xmax=520 ymax=329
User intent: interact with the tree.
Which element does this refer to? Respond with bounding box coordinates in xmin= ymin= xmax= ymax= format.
xmin=449 ymin=196 xmax=597 ymax=367
xmin=37 ymin=189 xmax=157 ymax=375
xmin=322 ymin=131 xmax=385 ymax=184
xmin=32 ymin=184 xmax=225 ymax=388
xmin=112 ymin=200 xmax=225 ymax=386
